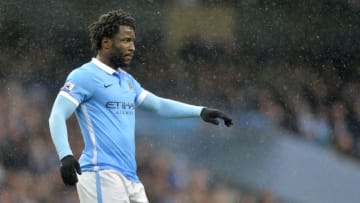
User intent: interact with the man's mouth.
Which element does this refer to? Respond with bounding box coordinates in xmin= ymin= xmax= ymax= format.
xmin=124 ymin=55 xmax=133 ymax=60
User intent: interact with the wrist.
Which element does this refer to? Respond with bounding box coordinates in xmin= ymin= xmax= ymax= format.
xmin=60 ymin=154 xmax=74 ymax=161
xmin=200 ymin=107 xmax=207 ymax=117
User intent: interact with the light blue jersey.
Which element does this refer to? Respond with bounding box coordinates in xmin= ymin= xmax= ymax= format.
xmin=50 ymin=58 xmax=204 ymax=183
xmin=60 ymin=58 xmax=147 ymax=182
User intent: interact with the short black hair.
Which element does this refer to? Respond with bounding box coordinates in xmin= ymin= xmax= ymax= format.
xmin=88 ymin=9 xmax=136 ymax=54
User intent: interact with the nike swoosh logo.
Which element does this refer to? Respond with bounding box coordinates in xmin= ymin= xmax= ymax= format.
xmin=104 ymin=84 xmax=113 ymax=88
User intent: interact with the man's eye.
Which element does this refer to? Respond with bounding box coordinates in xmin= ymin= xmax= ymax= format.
xmin=121 ymin=38 xmax=132 ymax=42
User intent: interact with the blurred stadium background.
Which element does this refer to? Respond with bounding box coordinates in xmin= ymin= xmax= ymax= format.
xmin=1 ymin=0 xmax=360 ymax=202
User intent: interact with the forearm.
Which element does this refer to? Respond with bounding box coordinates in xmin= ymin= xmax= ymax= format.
xmin=48 ymin=94 xmax=77 ymax=159
xmin=139 ymin=91 xmax=204 ymax=118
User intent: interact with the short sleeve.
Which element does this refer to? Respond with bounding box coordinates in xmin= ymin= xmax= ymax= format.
xmin=59 ymin=68 xmax=94 ymax=106
xmin=127 ymin=74 xmax=147 ymax=106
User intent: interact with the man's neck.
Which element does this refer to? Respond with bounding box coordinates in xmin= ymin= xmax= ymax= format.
xmin=96 ymin=54 xmax=116 ymax=70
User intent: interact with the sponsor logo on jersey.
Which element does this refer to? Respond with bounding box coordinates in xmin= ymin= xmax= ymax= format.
xmin=106 ymin=101 xmax=135 ymax=115
xmin=104 ymin=83 xmax=113 ymax=88
xmin=127 ymin=81 xmax=133 ymax=90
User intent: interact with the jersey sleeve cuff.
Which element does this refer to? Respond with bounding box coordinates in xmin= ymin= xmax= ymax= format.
xmin=59 ymin=91 xmax=80 ymax=106
xmin=136 ymin=90 xmax=148 ymax=106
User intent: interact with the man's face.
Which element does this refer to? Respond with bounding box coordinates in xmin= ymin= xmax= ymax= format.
xmin=109 ymin=25 xmax=135 ymax=67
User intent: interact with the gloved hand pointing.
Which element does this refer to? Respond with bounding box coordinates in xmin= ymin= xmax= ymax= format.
xmin=60 ymin=155 xmax=82 ymax=186
xmin=200 ymin=108 xmax=233 ymax=127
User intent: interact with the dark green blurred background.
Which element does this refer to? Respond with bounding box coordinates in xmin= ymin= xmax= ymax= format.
xmin=1 ymin=0 xmax=359 ymax=86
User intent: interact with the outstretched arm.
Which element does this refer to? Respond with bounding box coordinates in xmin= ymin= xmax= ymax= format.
xmin=138 ymin=91 xmax=233 ymax=127
xmin=138 ymin=91 xmax=203 ymax=118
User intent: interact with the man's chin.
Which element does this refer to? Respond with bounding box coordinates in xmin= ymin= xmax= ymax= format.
xmin=122 ymin=59 xmax=132 ymax=67
xmin=120 ymin=63 xmax=130 ymax=68
xmin=112 ymin=61 xmax=129 ymax=68
xmin=110 ymin=56 xmax=130 ymax=68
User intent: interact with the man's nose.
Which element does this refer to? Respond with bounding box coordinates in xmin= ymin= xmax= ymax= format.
xmin=129 ymin=42 xmax=135 ymax=52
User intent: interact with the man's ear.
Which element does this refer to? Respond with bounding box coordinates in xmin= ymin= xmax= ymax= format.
xmin=101 ymin=37 xmax=112 ymax=50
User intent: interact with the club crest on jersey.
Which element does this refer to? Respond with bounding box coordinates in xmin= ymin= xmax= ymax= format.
xmin=61 ymin=82 xmax=75 ymax=93
xmin=127 ymin=81 xmax=133 ymax=90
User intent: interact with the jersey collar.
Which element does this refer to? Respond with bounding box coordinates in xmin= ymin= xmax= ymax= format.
xmin=91 ymin=58 xmax=126 ymax=74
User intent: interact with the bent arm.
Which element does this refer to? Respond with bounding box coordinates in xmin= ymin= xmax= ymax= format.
xmin=48 ymin=94 xmax=77 ymax=160
xmin=138 ymin=91 xmax=204 ymax=118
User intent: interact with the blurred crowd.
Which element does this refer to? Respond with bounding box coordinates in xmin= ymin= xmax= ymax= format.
xmin=134 ymin=36 xmax=360 ymax=158
xmin=0 ymin=42 xmax=359 ymax=202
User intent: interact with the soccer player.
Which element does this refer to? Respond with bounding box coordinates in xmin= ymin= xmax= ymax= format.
xmin=48 ymin=9 xmax=233 ymax=203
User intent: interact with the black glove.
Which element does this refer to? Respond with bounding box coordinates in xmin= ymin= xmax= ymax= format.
xmin=200 ymin=108 xmax=233 ymax=127
xmin=60 ymin=155 xmax=82 ymax=186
